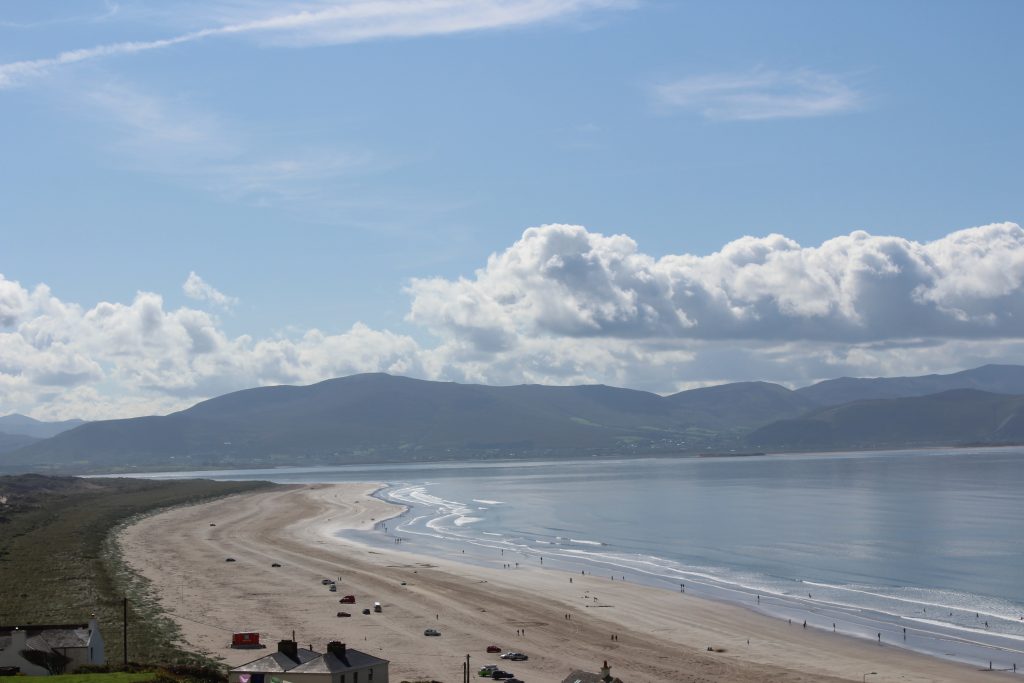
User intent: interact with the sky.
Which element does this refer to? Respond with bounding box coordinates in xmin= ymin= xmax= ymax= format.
xmin=2 ymin=0 xmax=1024 ymax=420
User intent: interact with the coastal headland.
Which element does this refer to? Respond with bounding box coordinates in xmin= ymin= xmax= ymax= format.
xmin=118 ymin=483 xmax=1011 ymax=682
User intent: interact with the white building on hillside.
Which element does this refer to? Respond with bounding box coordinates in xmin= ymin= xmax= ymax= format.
xmin=0 ymin=616 xmax=105 ymax=675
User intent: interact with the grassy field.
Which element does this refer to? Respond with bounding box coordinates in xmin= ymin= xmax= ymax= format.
xmin=31 ymin=673 xmax=158 ymax=683
xmin=0 ymin=474 xmax=273 ymax=666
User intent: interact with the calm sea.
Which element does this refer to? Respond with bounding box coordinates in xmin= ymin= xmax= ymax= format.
xmin=129 ymin=447 xmax=1024 ymax=672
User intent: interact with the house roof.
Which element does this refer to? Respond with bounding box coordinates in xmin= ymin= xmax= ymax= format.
xmin=0 ymin=625 xmax=91 ymax=651
xmin=561 ymin=671 xmax=623 ymax=683
xmin=289 ymin=649 xmax=387 ymax=673
xmin=231 ymin=649 xmax=319 ymax=673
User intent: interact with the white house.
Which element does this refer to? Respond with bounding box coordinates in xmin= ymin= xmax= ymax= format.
xmin=0 ymin=616 xmax=105 ymax=675
xmin=230 ymin=640 xmax=388 ymax=683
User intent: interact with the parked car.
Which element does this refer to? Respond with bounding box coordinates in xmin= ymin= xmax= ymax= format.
xmin=271 ymin=563 xmax=281 ymax=567
xmin=225 ymin=558 xmax=236 ymax=562
xmin=338 ymin=595 xmax=356 ymax=603
xmin=321 ymin=578 xmax=334 ymax=585
xmin=477 ymin=665 xmax=498 ymax=677
xmin=486 ymin=645 xmax=502 ymax=653
xmin=491 ymin=670 xmax=514 ymax=680
xmin=424 ymin=628 xmax=441 ymax=636
xmin=362 ymin=608 xmax=371 ymax=615
xmin=336 ymin=612 xmax=351 ymax=618
xmin=329 ymin=584 xmax=337 ymax=592
xmin=501 ymin=653 xmax=528 ymax=661
xmin=507 ymin=679 xmax=524 ymax=683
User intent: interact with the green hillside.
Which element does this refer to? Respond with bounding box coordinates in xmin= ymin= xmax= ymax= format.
xmin=747 ymin=389 xmax=1024 ymax=450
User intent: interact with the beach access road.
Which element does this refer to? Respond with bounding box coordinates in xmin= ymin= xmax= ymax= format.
xmin=118 ymin=483 xmax=1011 ymax=682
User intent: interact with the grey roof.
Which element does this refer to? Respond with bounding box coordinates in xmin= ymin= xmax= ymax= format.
xmin=231 ymin=648 xmax=319 ymax=673
xmin=0 ymin=625 xmax=91 ymax=651
xmin=290 ymin=649 xmax=387 ymax=674
xmin=561 ymin=672 xmax=623 ymax=683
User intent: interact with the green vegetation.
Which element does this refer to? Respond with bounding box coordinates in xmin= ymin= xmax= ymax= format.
xmin=31 ymin=673 xmax=157 ymax=683
xmin=747 ymin=389 xmax=1024 ymax=450
xmin=0 ymin=474 xmax=272 ymax=666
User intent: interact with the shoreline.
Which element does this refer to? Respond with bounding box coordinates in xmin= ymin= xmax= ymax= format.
xmin=117 ymin=483 xmax=1016 ymax=682
xmin=360 ymin=482 xmax=1024 ymax=672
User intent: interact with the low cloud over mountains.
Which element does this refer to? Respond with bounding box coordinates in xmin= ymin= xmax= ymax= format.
xmin=4 ymin=221 xmax=1024 ymax=419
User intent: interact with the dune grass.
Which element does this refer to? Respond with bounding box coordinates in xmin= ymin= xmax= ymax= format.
xmin=31 ymin=673 xmax=158 ymax=683
xmin=0 ymin=474 xmax=272 ymax=666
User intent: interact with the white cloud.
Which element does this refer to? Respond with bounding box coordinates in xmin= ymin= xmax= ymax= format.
xmin=408 ymin=222 xmax=1024 ymax=344
xmin=654 ymin=68 xmax=861 ymax=121
xmin=6 ymin=221 xmax=1024 ymax=420
xmin=183 ymin=272 xmax=239 ymax=308
xmin=76 ymin=80 xmax=375 ymax=210
xmin=0 ymin=0 xmax=634 ymax=89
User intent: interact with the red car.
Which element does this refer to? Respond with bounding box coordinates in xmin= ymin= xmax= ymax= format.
xmin=339 ymin=595 xmax=356 ymax=604
xmin=486 ymin=645 xmax=502 ymax=653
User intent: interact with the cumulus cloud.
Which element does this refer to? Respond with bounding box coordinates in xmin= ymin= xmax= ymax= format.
xmin=183 ymin=272 xmax=238 ymax=308
xmin=408 ymin=222 xmax=1024 ymax=344
xmin=5 ymin=221 xmax=1024 ymax=420
xmin=654 ymin=68 xmax=861 ymax=121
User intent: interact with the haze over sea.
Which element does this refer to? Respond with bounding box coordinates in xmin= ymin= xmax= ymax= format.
xmin=134 ymin=447 xmax=1024 ymax=671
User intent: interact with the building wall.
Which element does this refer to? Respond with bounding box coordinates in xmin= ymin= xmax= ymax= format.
xmin=87 ymin=617 xmax=106 ymax=666
xmin=0 ymin=631 xmax=49 ymax=676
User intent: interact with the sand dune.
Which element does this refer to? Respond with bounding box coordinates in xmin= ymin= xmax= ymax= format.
xmin=118 ymin=483 xmax=1011 ymax=682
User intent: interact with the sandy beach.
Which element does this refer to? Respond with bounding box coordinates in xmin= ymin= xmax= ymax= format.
xmin=117 ymin=483 xmax=1012 ymax=682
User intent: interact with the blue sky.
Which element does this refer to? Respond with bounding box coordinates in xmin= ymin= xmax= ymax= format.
xmin=2 ymin=1 xmax=1024 ymax=419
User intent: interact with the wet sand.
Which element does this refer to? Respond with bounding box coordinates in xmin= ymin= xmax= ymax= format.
xmin=118 ymin=483 xmax=1013 ymax=682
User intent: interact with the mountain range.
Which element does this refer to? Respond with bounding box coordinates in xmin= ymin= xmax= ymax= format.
xmin=5 ymin=365 xmax=1024 ymax=474
xmin=0 ymin=414 xmax=87 ymax=455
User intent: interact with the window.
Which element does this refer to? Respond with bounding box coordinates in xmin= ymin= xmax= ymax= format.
xmin=369 ymin=669 xmax=374 ymax=681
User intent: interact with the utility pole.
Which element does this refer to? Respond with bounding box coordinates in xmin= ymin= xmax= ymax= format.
xmin=122 ymin=597 xmax=128 ymax=666
xmin=465 ymin=654 xmax=470 ymax=683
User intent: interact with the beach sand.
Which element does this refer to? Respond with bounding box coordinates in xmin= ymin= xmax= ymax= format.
xmin=118 ymin=483 xmax=1012 ymax=682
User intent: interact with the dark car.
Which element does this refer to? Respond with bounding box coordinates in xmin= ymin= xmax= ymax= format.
xmin=271 ymin=563 xmax=281 ymax=567
xmin=486 ymin=645 xmax=502 ymax=653
xmin=225 ymin=557 xmax=236 ymax=562
xmin=424 ymin=628 xmax=441 ymax=636
xmin=362 ymin=608 xmax=371 ymax=615
xmin=505 ymin=653 xmax=528 ymax=661
xmin=491 ymin=671 xmax=514 ymax=680
xmin=507 ymin=679 xmax=525 ymax=683
xmin=337 ymin=612 xmax=351 ymax=617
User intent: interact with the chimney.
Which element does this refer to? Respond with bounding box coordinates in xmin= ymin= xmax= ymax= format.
xmin=326 ymin=642 xmax=346 ymax=659
xmin=277 ymin=640 xmax=299 ymax=663
xmin=10 ymin=628 xmax=27 ymax=651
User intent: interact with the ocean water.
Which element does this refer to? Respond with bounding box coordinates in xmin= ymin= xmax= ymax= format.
xmin=130 ymin=447 xmax=1024 ymax=672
